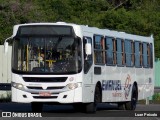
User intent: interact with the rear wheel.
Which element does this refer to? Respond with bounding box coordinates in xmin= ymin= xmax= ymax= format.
xmin=118 ymin=102 xmax=126 ymax=110
xmin=125 ymin=85 xmax=138 ymax=110
xmin=31 ymin=102 xmax=43 ymax=112
xmin=85 ymin=85 xmax=101 ymax=113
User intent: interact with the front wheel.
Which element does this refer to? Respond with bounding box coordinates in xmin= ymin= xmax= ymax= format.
xmin=125 ymin=85 xmax=138 ymax=110
xmin=85 ymin=85 xmax=101 ymax=113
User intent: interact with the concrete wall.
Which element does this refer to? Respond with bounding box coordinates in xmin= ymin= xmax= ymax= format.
xmin=0 ymin=45 xmax=12 ymax=98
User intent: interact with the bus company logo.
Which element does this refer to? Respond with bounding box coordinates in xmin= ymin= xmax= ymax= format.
xmin=124 ymin=74 xmax=132 ymax=99
xmin=102 ymin=80 xmax=122 ymax=91
xmin=2 ymin=112 xmax=11 ymax=117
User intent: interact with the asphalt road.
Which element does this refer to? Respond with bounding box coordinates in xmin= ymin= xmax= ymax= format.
xmin=0 ymin=103 xmax=159 ymax=118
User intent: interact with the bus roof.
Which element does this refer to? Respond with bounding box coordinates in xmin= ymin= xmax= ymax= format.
xmin=12 ymin=22 xmax=153 ymax=43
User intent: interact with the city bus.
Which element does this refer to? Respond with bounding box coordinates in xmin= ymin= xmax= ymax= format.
xmin=4 ymin=22 xmax=154 ymax=113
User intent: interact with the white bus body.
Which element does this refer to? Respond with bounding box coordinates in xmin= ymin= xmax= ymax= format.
xmin=5 ymin=22 xmax=154 ymax=112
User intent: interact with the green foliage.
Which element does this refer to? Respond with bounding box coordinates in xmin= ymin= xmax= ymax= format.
xmin=0 ymin=0 xmax=160 ymax=57
xmin=152 ymin=93 xmax=160 ymax=101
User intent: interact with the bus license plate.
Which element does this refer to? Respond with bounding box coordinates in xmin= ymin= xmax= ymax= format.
xmin=39 ymin=92 xmax=51 ymax=96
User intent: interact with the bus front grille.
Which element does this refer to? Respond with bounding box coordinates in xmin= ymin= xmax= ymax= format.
xmin=33 ymin=96 xmax=58 ymax=99
xmin=23 ymin=77 xmax=67 ymax=82
xmin=27 ymin=86 xmax=64 ymax=90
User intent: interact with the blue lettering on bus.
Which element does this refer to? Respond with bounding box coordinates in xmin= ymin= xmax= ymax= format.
xmin=102 ymin=80 xmax=122 ymax=91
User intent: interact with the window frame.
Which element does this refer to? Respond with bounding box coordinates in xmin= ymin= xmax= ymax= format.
xmin=105 ymin=36 xmax=117 ymax=66
xmin=83 ymin=36 xmax=93 ymax=74
xmin=116 ymin=38 xmax=125 ymax=67
xmin=150 ymin=43 xmax=153 ymax=68
xmin=134 ymin=41 xmax=142 ymax=68
xmin=125 ymin=39 xmax=134 ymax=67
xmin=93 ymin=34 xmax=105 ymax=65
xmin=142 ymin=42 xmax=149 ymax=68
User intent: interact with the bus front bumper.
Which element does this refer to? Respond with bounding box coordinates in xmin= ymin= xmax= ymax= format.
xmin=11 ymin=86 xmax=82 ymax=103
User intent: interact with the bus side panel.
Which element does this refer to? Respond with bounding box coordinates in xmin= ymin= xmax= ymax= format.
xmin=120 ymin=67 xmax=136 ymax=102
xmin=102 ymin=66 xmax=122 ymax=102
xmin=143 ymin=68 xmax=154 ymax=98
xmin=82 ymin=65 xmax=95 ymax=103
xmin=136 ymin=68 xmax=145 ymax=100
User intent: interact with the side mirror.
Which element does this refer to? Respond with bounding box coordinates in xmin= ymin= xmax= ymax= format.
xmin=85 ymin=43 xmax=91 ymax=55
xmin=4 ymin=41 xmax=9 ymax=54
xmin=4 ymin=36 xmax=12 ymax=54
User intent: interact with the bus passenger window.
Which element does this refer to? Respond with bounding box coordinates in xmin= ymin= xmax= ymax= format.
xmin=150 ymin=43 xmax=153 ymax=68
xmin=147 ymin=43 xmax=150 ymax=67
xmin=140 ymin=43 xmax=143 ymax=67
xmin=105 ymin=37 xmax=115 ymax=65
xmin=113 ymin=39 xmax=117 ymax=65
xmin=94 ymin=35 xmax=105 ymax=64
xmin=122 ymin=40 xmax=125 ymax=65
xmin=116 ymin=38 xmax=123 ymax=66
xmin=143 ymin=43 xmax=148 ymax=68
xmin=125 ymin=40 xmax=132 ymax=67
xmin=131 ymin=41 xmax=135 ymax=66
xmin=135 ymin=42 xmax=140 ymax=67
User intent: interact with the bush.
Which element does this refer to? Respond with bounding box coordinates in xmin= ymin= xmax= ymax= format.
xmin=152 ymin=93 xmax=160 ymax=100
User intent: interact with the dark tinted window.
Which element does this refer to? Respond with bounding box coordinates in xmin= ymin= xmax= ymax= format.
xmin=106 ymin=37 xmax=114 ymax=65
xmin=143 ymin=43 xmax=148 ymax=68
xmin=17 ymin=25 xmax=73 ymax=36
xmin=135 ymin=41 xmax=140 ymax=67
xmin=125 ymin=40 xmax=132 ymax=66
xmin=94 ymin=35 xmax=105 ymax=64
xmin=117 ymin=38 xmax=122 ymax=66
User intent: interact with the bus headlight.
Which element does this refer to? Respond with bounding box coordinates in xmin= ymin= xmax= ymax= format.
xmin=11 ymin=82 xmax=25 ymax=90
xmin=67 ymin=83 xmax=82 ymax=90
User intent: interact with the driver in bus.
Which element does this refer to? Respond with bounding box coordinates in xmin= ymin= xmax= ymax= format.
xmin=38 ymin=53 xmax=45 ymax=67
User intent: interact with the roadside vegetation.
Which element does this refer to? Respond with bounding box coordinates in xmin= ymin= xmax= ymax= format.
xmin=0 ymin=92 xmax=11 ymax=102
xmin=0 ymin=0 xmax=160 ymax=57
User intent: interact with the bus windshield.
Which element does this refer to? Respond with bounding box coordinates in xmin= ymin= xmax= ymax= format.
xmin=12 ymin=36 xmax=82 ymax=74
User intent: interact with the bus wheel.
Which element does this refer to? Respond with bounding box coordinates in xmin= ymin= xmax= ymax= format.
xmin=31 ymin=102 xmax=43 ymax=112
xmin=125 ymin=85 xmax=138 ymax=110
xmin=85 ymin=85 xmax=101 ymax=113
xmin=118 ymin=102 xmax=126 ymax=110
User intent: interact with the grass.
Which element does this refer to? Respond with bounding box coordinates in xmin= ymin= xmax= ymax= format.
xmin=138 ymin=93 xmax=160 ymax=104
xmin=0 ymin=92 xmax=11 ymax=102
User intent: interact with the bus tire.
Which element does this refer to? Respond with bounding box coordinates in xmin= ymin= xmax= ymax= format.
xmin=125 ymin=85 xmax=138 ymax=110
xmin=118 ymin=102 xmax=126 ymax=110
xmin=85 ymin=85 xmax=101 ymax=113
xmin=31 ymin=102 xmax=43 ymax=112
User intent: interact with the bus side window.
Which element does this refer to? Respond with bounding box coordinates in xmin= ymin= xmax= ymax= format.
xmin=143 ymin=42 xmax=148 ymax=68
xmin=122 ymin=40 xmax=125 ymax=65
xmin=105 ymin=37 xmax=115 ymax=65
xmin=147 ymin=43 xmax=150 ymax=67
xmin=94 ymin=35 xmax=105 ymax=64
xmin=150 ymin=43 xmax=153 ymax=68
xmin=113 ymin=38 xmax=117 ymax=65
xmin=125 ymin=39 xmax=132 ymax=67
xmin=139 ymin=42 xmax=143 ymax=67
xmin=131 ymin=41 xmax=135 ymax=66
xmin=117 ymin=38 xmax=122 ymax=66
xmin=135 ymin=41 xmax=140 ymax=68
